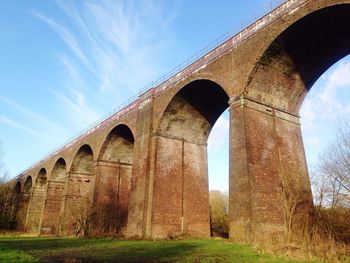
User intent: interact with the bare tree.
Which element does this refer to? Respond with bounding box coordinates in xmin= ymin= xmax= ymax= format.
xmin=0 ymin=143 xmax=19 ymax=230
xmin=310 ymin=121 xmax=350 ymax=244
xmin=317 ymin=121 xmax=350 ymax=208
xmin=209 ymin=190 xmax=229 ymax=238
xmin=90 ymin=177 xmax=126 ymax=236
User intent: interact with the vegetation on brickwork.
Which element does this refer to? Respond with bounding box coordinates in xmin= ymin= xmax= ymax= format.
xmin=0 ymin=182 xmax=19 ymax=231
xmin=268 ymin=121 xmax=350 ymax=261
xmin=69 ymin=177 xmax=128 ymax=237
xmin=90 ymin=178 xmax=128 ymax=237
xmin=0 ymin=237 xmax=314 ymax=263
xmin=209 ymin=190 xmax=229 ymax=238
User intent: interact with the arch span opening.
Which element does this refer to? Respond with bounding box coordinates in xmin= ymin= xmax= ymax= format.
xmin=17 ymin=176 xmax=32 ymax=230
xmin=60 ymin=145 xmax=94 ymax=236
xmin=36 ymin=168 xmax=47 ymax=186
xmin=26 ymin=168 xmax=48 ymax=233
xmin=71 ymin=145 xmax=94 ymax=174
xmin=41 ymin=158 xmax=67 ymax=235
xmin=208 ymin=109 xmax=229 ymax=238
xmin=92 ymin=124 xmax=135 ymax=235
xmin=152 ymin=79 xmax=229 ymax=238
xmin=14 ymin=181 xmax=21 ymax=194
xmin=23 ymin=176 xmax=32 ymax=194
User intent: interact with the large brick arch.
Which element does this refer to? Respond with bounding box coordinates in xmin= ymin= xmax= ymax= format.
xmin=98 ymin=123 xmax=135 ymax=161
xmin=228 ymin=1 xmax=350 ymax=242
xmin=40 ymin=158 xmax=67 ymax=235
xmin=145 ymin=79 xmax=229 ymax=238
xmin=157 ymin=79 xmax=229 ymax=140
xmin=245 ymin=3 xmax=350 ymax=113
xmin=59 ymin=144 xmax=95 ymax=236
xmin=152 ymin=77 xmax=232 ymax=133
xmin=91 ymin=124 xmax=135 ymax=236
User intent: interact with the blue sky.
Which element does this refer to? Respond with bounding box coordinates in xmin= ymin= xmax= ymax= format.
xmin=0 ymin=0 xmax=349 ymax=192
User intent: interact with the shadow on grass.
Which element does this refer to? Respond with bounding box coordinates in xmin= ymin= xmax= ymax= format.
xmin=0 ymin=238 xmax=200 ymax=263
xmin=0 ymin=237 xmax=98 ymax=250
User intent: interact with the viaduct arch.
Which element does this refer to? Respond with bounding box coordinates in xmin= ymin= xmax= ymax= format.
xmin=92 ymin=124 xmax=135 ymax=235
xmin=40 ymin=158 xmax=66 ymax=235
xmin=10 ymin=0 xmax=350 ymax=242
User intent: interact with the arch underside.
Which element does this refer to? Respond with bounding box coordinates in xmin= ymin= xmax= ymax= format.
xmin=247 ymin=4 xmax=350 ymax=114
xmin=92 ymin=125 xmax=134 ymax=235
xmin=151 ymin=80 xmax=229 ymax=238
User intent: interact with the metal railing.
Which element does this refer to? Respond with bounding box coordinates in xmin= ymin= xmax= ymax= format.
xmin=14 ymin=0 xmax=307 ymax=180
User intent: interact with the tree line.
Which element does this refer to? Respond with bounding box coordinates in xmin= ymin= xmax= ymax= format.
xmin=0 ymin=146 xmax=19 ymax=231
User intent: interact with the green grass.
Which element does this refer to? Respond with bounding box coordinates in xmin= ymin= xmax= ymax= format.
xmin=0 ymin=236 xmax=313 ymax=263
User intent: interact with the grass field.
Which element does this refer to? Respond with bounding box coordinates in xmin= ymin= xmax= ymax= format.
xmin=0 ymin=236 xmax=314 ymax=263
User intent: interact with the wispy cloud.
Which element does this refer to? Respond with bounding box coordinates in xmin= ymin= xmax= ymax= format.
xmin=0 ymin=96 xmax=68 ymax=146
xmin=0 ymin=114 xmax=39 ymax=136
xmin=33 ymin=11 xmax=90 ymax=68
xmin=33 ymin=0 xmax=179 ymax=129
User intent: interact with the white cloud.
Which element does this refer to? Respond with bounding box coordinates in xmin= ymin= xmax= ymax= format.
xmin=208 ymin=115 xmax=229 ymax=152
xmin=300 ymin=96 xmax=315 ymax=134
xmin=301 ymin=60 xmax=350 ymax=133
xmin=0 ymin=115 xmax=39 ymax=136
xmin=304 ymin=136 xmax=321 ymax=146
xmin=0 ymin=96 xmax=68 ymax=146
xmin=300 ymin=59 xmax=350 ymax=166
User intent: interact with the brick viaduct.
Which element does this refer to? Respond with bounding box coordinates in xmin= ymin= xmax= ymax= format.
xmin=8 ymin=0 xmax=350 ymax=242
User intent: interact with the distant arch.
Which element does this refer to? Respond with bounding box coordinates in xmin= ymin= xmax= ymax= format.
xmin=70 ymin=144 xmax=94 ymax=174
xmin=14 ymin=181 xmax=21 ymax=194
xmin=99 ymin=124 xmax=135 ymax=162
xmin=35 ymin=168 xmax=47 ymax=187
xmin=50 ymin=158 xmax=67 ymax=181
xmin=41 ymin=158 xmax=67 ymax=235
xmin=23 ymin=176 xmax=32 ymax=193
xmin=26 ymin=168 xmax=48 ymax=233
